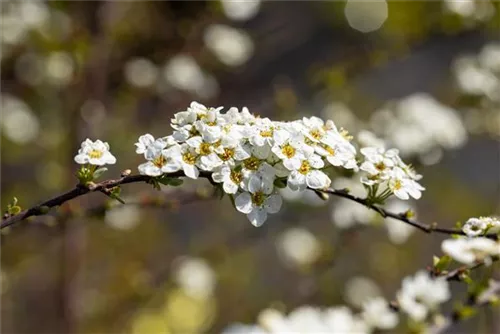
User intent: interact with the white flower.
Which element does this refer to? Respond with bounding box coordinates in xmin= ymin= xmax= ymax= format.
xmin=287 ymin=152 xmax=330 ymax=191
xmin=135 ymin=134 xmax=174 ymax=158
xmin=74 ymin=139 xmax=116 ymax=166
xmin=211 ymin=165 xmax=245 ymax=194
xmin=388 ymin=168 xmax=425 ymax=200
xmin=235 ymin=176 xmax=282 ymax=227
xmin=170 ymin=143 xmax=200 ymax=179
xmin=397 ymin=270 xmax=450 ymax=321
xmin=462 ymin=217 xmax=489 ymax=237
xmin=441 ymin=237 xmax=500 ymax=264
xmin=138 ymin=145 xmax=182 ymax=176
xmin=323 ymin=307 xmax=368 ymax=333
xmin=271 ymin=139 xmax=311 ymax=171
xmin=186 ymin=136 xmax=223 ymax=171
xmin=361 ymin=297 xmax=398 ymax=330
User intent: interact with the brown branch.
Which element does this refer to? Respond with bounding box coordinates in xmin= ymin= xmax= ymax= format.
xmin=2 ymin=172 xmax=497 ymax=240
xmin=320 ymin=188 xmax=497 ymax=238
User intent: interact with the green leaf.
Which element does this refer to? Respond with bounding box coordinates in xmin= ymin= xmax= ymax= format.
xmin=93 ymin=167 xmax=108 ymax=179
xmin=273 ymin=178 xmax=287 ymax=189
xmin=168 ymin=178 xmax=184 ymax=187
xmin=433 ymin=255 xmax=452 ymax=272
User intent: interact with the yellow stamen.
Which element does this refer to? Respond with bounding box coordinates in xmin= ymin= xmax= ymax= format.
xmin=88 ymin=149 xmax=103 ymax=159
xmin=220 ymin=148 xmax=235 ymax=161
xmin=230 ymin=170 xmax=243 ymax=184
xmin=199 ymin=143 xmax=212 ymax=156
xmin=153 ymin=155 xmax=166 ymax=168
xmin=298 ymin=161 xmax=311 ymax=175
xmin=251 ymin=191 xmax=265 ymax=207
xmin=243 ymin=156 xmax=261 ymax=170
xmin=182 ymin=152 xmax=196 ymax=165
xmin=281 ymin=144 xmax=296 ymax=159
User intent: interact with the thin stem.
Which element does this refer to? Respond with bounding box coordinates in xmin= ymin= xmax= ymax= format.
xmin=1 ymin=172 xmax=498 ymax=240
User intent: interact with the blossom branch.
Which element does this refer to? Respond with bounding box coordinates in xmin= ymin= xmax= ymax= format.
xmin=1 ymin=170 xmax=492 ymax=240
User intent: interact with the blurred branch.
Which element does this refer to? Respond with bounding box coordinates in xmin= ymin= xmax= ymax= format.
xmin=2 ymin=172 xmax=496 ymax=240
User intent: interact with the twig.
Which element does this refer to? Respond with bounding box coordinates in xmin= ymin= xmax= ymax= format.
xmin=1 ymin=172 xmax=497 ymax=240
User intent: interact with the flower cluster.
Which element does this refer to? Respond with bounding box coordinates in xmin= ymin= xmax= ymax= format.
xmin=442 ymin=237 xmax=500 ymax=265
xmin=360 ymin=147 xmax=425 ymax=200
xmin=133 ymin=102 xmax=423 ymax=226
xmin=396 ymin=270 xmax=450 ymax=321
xmin=462 ymin=216 xmax=500 ymax=237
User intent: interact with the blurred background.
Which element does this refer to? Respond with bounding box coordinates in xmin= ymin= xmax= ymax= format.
xmin=1 ymin=0 xmax=499 ymax=333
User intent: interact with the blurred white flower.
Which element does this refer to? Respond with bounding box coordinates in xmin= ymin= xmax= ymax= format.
xmin=331 ymin=177 xmax=374 ymax=229
xmin=453 ymin=56 xmax=499 ymax=98
xmin=444 ymin=0 xmax=476 ymax=16
xmin=18 ymin=1 xmax=50 ymax=28
xmin=357 ymin=130 xmax=386 ymax=149
xmin=397 ymin=270 xmax=450 ymax=321
xmin=344 ymin=0 xmax=388 ymax=33
xmin=322 ymin=102 xmax=359 ymax=132
xmin=0 ymin=94 xmax=40 ymax=144
xmin=124 ymin=58 xmax=158 ymax=88
xmin=344 ymin=276 xmax=382 ymax=308
xmin=383 ymin=199 xmax=416 ymax=244
xmin=361 ymin=297 xmax=398 ymax=330
xmin=220 ymin=0 xmax=261 ymax=21
xmin=204 ymin=24 xmax=254 ymax=67
xmin=173 ymin=257 xmax=215 ymax=299
xmin=45 ymin=52 xmax=74 ymax=86
xmin=163 ymin=55 xmax=219 ymax=98
xmin=478 ymin=43 xmax=500 ymax=73
xmin=222 ymin=323 xmax=266 ymax=334
xmin=441 ymin=237 xmax=500 ymax=264
xmin=371 ymin=93 xmax=467 ymax=162
xmin=277 ymin=227 xmax=320 ymax=267
xmin=323 ymin=307 xmax=368 ymax=333
xmin=105 ymin=205 xmax=140 ymax=230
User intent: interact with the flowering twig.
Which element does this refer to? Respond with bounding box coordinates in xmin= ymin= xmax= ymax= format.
xmin=1 ymin=171 xmax=489 ymax=239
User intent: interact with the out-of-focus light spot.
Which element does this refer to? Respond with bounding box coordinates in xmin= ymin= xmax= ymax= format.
xmin=1 ymin=94 xmax=40 ymax=144
xmin=344 ymin=276 xmax=381 ymax=308
xmin=220 ymin=0 xmax=261 ymax=21
xmin=19 ymin=1 xmax=50 ymax=28
xmin=479 ymin=43 xmax=500 ymax=72
xmin=163 ymin=55 xmax=219 ymax=98
xmin=444 ymin=0 xmax=476 ymax=16
xmin=45 ymin=52 xmax=74 ymax=86
xmin=0 ymin=16 xmax=27 ymax=44
xmin=131 ymin=310 xmax=170 ymax=334
xmin=453 ymin=56 xmax=499 ymax=97
xmin=80 ymin=99 xmax=106 ymax=126
xmin=383 ymin=199 xmax=416 ymax=244
xmin=173 ymin=257 xmax=215 ymax=300
xmin=15 ymin=53 xmax=44 ymax=86
xmin=105 ymin=205 xmax=140 ymax=230
xmin=322 ymin=102 xmax=358 ymax=131
xmin=124 ymin=58 xmax=158 ymax=88
xmin=344 ymin=0 xmax=388 ymax=33
xmin=204 ymin=24 xmax=254 ymax=67
xmin=277 ymin=228 xmax=320 ymax=268
xmin=164 ymin=289 xmax=215 ymax=333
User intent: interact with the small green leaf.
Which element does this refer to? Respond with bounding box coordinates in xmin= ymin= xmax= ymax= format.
xmin=273 ymin=178 xmax=287 ymax=189
xmin=434 ymin=255 xmax=452 ymax=272
xmin=93 ymin=167 xmax=108 ymax=179
xmin=9 ymin=206 xmax=21 ymax=215
xmin=168 ymin=178 xmax=184 ymax=187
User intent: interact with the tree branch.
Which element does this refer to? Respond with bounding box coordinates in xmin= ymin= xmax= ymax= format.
xmin=2 ymin=172 xmax=497 ymax=240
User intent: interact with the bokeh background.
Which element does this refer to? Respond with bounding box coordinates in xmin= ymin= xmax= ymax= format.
xmin=1 ymin=1 xmax=500 ymax=333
